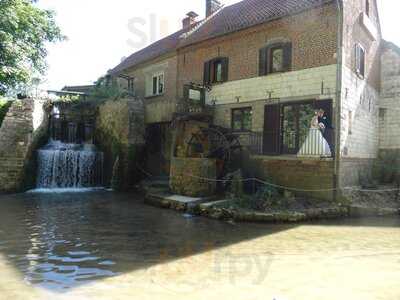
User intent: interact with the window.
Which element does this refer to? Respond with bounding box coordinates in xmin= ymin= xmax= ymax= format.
xmin=259 ymin=42 xmax=292 ymax=76
xmin=127 ymin=78 xmax=134 ymax=94
xmin=270 ymin=47 xmax=284 ymax=73
xmin=204 ymin=57 xmax=229 ymax=85
xmin=214 ymin=60 xmax=223 ymax=83
xmin=150 ymin=72 xmax=164 ymax=96
xmin=281 ymin=103 xmax=316 ymax=154
xmin=263 ymin=100 xmax=333 ymax=155
xmin=232 ymin=107 xmax=252 ymax=131
xmin=355 ymin=44 xmax=366 ymax=78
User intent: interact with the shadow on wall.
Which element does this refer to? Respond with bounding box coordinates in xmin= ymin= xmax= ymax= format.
xmin=340 ymin=50 xmax=381 ymax=188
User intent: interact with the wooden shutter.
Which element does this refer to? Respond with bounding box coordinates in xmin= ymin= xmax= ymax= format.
xmin=221 ymin=57 xmax=229 ymax=82
xmin=259 ymin=47 xmax=268 ymax=76
xmin=283 ymin=43 xmax=292 ymax=71
xmin=263 ymin=104 xmax=281 ymax=155
xmin=203 ymin=60 xmax=212 ymax=85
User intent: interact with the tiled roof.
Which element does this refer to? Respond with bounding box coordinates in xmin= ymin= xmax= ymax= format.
xmin=109 ymin=27 xmax=190 ymax=75
xmin=110 ymin=0 xmax=333 ymax=74
xmin=181 ymin=0 xmax=334 ymax=47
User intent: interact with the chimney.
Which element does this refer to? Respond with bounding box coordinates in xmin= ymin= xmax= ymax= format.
xmin=182 ymin=11 xmax=199 ymax=29
xmin=206 ymin=0 xmax=222 ymax=17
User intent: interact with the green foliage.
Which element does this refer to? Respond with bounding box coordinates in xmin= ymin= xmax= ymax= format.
xmin=227 ymin=184 xmax=294 ymax=211
xmin=0 ymin=0 xmax=64 ymax=95
xmin=89 ymin=76 xmax=128 ymax=100
xmin=0 ymin=98 xmax=12 ymax=127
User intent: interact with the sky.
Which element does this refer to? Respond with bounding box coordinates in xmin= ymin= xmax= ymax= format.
xmin=36 ymin=0 xmax=400 ymax=90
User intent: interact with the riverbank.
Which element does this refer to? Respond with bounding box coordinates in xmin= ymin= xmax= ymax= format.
xmin=144 ymin=187 xmax=400 ymax=223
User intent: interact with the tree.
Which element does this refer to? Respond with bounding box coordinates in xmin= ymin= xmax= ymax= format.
xmin=0 ymin=0 xmax=64 ymax=95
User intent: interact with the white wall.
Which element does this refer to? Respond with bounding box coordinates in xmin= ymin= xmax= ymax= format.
xmin=340 ymin=66 xmax=380 ymax=159
xmin=206 ymin=65 xmax=337 ymax=105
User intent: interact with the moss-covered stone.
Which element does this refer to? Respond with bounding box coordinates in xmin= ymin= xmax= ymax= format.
xmin=95 ymin=99 xmax=145 ymax=191
xmin=170 ymin=157 xmax=217 ymax=197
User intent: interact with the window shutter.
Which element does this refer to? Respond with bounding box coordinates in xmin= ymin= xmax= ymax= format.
xmin=263 ymin=104 xmax=281 ymax=155
xmin=221 ymin=57 xmax=229 ymax=82
xmin=283 ymin=43 xmax=292 ymax=71
xmin=259 ymin=47 xmax=268 ymax=76
xmin=203 ymin=60 xmax=212 ymax=85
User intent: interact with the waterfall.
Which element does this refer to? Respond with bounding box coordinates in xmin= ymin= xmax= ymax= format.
xmin=34 ymin=105 xmax=104 ymax=191
xmin=36 ymin=141 xmax=104 ymax=189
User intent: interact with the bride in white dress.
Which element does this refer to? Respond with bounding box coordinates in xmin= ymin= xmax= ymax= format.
xmin=297 ymin=112 xmax=331 ymax=157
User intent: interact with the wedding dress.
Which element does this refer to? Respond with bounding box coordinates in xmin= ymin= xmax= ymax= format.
xmin=297 ymin=116 xmax=331 ymax=157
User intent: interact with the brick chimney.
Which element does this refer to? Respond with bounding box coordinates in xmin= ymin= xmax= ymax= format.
xmin=206 ymin=0 xmax=222 ymax=17
xmin=182 ymin=11 xmax=199 ymax=29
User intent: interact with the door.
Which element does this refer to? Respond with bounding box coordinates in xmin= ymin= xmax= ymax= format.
xmin=263 ymin=104 xmax=281 ymax=155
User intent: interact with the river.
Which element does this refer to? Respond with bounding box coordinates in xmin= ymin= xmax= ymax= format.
xmin=0 ymin=191 xmax=399 ymax=300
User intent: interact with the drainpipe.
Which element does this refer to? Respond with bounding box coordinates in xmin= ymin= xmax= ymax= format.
xmin=334 ymin=0 xmax=343 ymax=202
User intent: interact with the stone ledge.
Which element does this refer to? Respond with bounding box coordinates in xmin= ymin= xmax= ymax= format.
xmin=144 ymin=192 xmax=216 ymax=212
xmin=144 ymin=193 xmax=400 ymax=223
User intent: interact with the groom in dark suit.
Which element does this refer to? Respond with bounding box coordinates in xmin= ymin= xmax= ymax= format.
xmin=318 ymin=109 xmax=335 ymax=157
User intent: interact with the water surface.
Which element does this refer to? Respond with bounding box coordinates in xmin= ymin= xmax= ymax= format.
xmin=0 ymin=191 xmax=399 ymax=299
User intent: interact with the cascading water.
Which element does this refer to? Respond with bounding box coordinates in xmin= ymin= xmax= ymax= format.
xmin=36 ymin=141 xmax=104 ymax=189
xmin=35 ymin=105 xmax=104 ymax=190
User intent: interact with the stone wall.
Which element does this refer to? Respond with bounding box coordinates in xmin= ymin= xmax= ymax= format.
xmin=95 ymin=98 xmax=145 ymax=190
xmin=342 ymin=0 xmax=381 ymax=90
xmin=117 ymin=54 xmax=179 ymax=124
xmin=373 ymin=43 xmax=400 ymax=183
xmin=379 ymin=45 xmax=400 ymax=150
xmin=337 ymin=0 xmax=381 ymax=189
xmin=170 ymin=157 xmax=217 ymax=197
xmin=0 ymin=99 xmax=49 ymax=193
xmin=210 ymin=65 xmax=337 ymax=132
xmin=248 ymin=156 xmax=335 ymax=201
xmin=340 ymin=67 xmax=380 ymax=159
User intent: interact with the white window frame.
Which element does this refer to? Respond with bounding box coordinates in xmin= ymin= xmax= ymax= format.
xmin=148 ymin=72 xmax=165 ymax=97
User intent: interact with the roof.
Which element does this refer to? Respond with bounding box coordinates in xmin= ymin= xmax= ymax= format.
xmin=181 ymin=0 xmax=334 ymax=47
xmin=109 ymin=27 xmax=193 ymax=75
xmin=109 ymin=0 xmax=333 ymax=74
xmin=62 ymin=85 xmax=95 ymax=94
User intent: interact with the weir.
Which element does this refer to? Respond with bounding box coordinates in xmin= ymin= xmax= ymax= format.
xmin=35 ymin=105 xmax=104 ymax=189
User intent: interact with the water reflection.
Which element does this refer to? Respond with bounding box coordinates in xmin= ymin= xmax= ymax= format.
xmin=0 ymin=192 xmax=291 ymax=291
xmin=0 ymin=191 xmax=399 ymax=292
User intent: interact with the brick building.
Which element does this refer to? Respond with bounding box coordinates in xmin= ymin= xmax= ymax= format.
xmin=110 ymin=0 xmax=394 ymax=200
